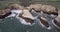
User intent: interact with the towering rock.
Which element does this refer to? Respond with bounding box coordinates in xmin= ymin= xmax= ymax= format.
xmin=19 ymin=8 xmax=35 ymax=25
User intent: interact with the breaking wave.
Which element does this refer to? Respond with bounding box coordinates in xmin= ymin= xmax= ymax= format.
xmin=0 ymin=9 xmax=58 ymax=29
xmin=6 ymin=9 xmax=35 ymax=26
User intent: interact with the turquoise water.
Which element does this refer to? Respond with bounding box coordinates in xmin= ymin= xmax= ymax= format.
xmin=0 ymin=17 xmax=60 ymax=32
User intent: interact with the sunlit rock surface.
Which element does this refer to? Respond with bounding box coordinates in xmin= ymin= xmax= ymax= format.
xmin=21 ymin=9 xmax=35 ymax=19
xmin=0 ymin=3 xmax=60 ymax=32
xmin=53 ymin=16 xmax=60 ymax=29
xmin=26 ymin=4 xmax=42 ymax=11
xmin=27 ymin=4 xmax=58 ymax=15
xmin=4 ymin=4 xmax=24 ymax=18
xmin=30 ymin=9 xmax=57 ymax=29
xmin=41 ymin=5 xmax=58 ymax=15
xmin=19 ymin=8 xmax=35 ymax=25
xmin=0 ymin=4 xmax=24 ymax=19
xmin=53 ymin=10 xmax=60 ymax=29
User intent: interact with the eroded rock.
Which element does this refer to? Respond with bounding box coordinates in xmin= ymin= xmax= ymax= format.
xmin=26 ymin=4 xmax=58 ymax=15
xmin=0 ymin=9 xmax=11 ymax=19
xmin=38 ymin=17 xmax=49 ymax=27
xmin=42 ymin=5 xmax=58 ymax=15
xmin=19 ymin=8 xmax=35 ymax=25
xmin=4 ymin=4 xmax=24 ymax=18
xmin=26 ymin=4 xmax=42 ymax=12
xmin=53 ymin=16 xmax=60 ymax=29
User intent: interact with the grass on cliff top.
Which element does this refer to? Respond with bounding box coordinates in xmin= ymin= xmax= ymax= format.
xmin=0 ymin=0 xmax=60 ymax=10
xmin=49 ymin=0 xmax=60 ymax=1
xmin=0 ymin=2 xmax=20 ymax=10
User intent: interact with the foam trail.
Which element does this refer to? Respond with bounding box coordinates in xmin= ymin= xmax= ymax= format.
xmin=5 ymin=9 xmax=35 ymax=26
xmin=6 ymin=14 xmax=16 ymax=18
xmin=15 ymin=15 xmax=35 ymax=26
xmin=6 ymin=10 xmax=23 ymax=18
xmin=17 ymin=17 xmax=35 ymax=26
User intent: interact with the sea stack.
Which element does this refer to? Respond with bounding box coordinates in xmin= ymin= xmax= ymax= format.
xmin=19 ymin=8 xmax=35 ymax=25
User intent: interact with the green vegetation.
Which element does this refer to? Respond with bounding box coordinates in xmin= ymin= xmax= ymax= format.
xmin=0 ymin=0 xmax=19 ymax=10
xmin=47 ymin=0 xmax=60 ymax=1
xmin=0 ymin=0 xmax=60 ymax=10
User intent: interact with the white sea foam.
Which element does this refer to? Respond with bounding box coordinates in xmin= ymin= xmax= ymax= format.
xmin=6 ymin=9 xmax=35 ymax=26
xmin=6 ymin=9 xmax=23 ymax=18
xmin=11 ymin=10 xmax=23 ymax=14
xmin=16 ymin=16 xmax=35 ymax=26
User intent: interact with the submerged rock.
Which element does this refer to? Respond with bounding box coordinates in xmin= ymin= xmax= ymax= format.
xmin=40 ymin=17 xmax=49 ymax=27
xmin=38 ymin=17 xmax=50 ymax=29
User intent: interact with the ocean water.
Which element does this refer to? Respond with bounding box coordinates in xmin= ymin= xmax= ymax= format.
xmin=0 ymin=17 xmax=60 ymax=32
xmin=0 ymin=10 xmax=60 ymax=32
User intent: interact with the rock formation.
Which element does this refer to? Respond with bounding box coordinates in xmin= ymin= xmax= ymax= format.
xmin=26 ymin=4 xmax=58 ymax=15
xmin=19 ymin=8 xmax=35 ymax=24
xmin=0 ymin=4 xmax=24 ymax=19
xmin=53 ymin=16 xmax=60 ymax=29
xmin=26 ymin=4 xmax=42 ymax=12
xmin=38 ymin=17 xmax=49 ymax=27
xmin=42 ymin=5 xmax=58 ymax=15
xmin=0 ymin=9 xmax=11 ymax=19
xmin=52 ymin=9 xmax=60 ymax=29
